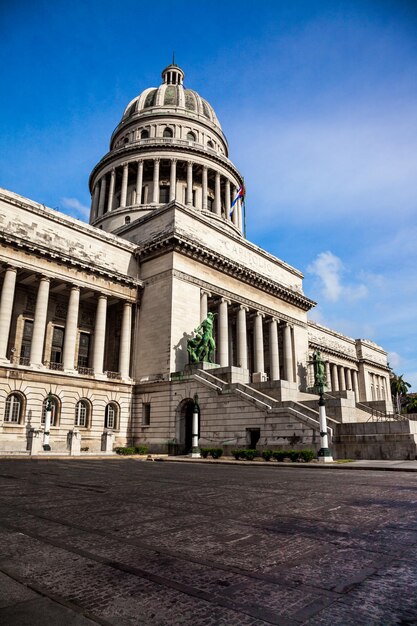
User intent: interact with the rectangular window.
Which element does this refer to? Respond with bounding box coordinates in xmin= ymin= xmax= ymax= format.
xmin=159 ymin=186 xmax=169 ymax=203
xmin=50 ymin=326 xmax=65 ymax=364
xmin=142 ymin=403 xmax=151 ymax=426
xmin=207 ymin=197 xmax=213 ymax=211
xmin=21 ymin=320 xmax=33 ymax=360
xmin=77 ymin=332 xmax=91 ymax=368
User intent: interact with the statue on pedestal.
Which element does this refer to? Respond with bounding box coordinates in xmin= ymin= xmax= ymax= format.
xmin=313 ymin=350 xmax=327 ymax=394
xmin=187 ymin=313 xmax=216 ymax=363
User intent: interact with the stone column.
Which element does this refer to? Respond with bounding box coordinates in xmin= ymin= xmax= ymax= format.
xmin=91 ymin=184 xmax=100 ymax=218
xmin=331 ymin=363 xmax=339 ymax=391
xmin=200 ymin=291 xmax=209 ymax=322
xmin=225 ymin=180 xmax=231 ymax=220
xmin=169 ymin=158 xmax=177 ymax=201
xmin=238 ymin=198 xmax=243 ymax=232
xmin=93 ymin=295 xmax=107 ymax=375
xmin=62 ymin=286 xmax=80 ymax=371
xmin=339 ymin=366 xmax=346 ymax=391
xmin=325 ymin=361 xmax=332 ymax=391
xmin=218 ymin=298 xmax=229 ymax=367
xmin=283 ymin=323 xmax=293 ymax=382
xmin=186 ymin=161 xmax=193 ymax=206
xmin=152 ymin=159 xmax=160 ymax=203
xmin=237 ymin=305 xmax=248 ymax=370
xmin=98 ymin=176 xmax=107 ymax=217
xmin=120 ymin=163 xmax=129 ymax=207
xmin=107 ymin=169 xmax=115 ymax=212
xmin=214 ymin=172 xmax=221 ymax=215
xmin=269 ymin=318 xmax=280 ymax=381
xmin=202 ymin=166 xmax=208 ymax=211
xmin=136 ymin=160 xmax=143 ymax=204
xmin=346 ymin=368 xmax=353 ymax=390
xmin=119 ymin=301 xmax=132 ymax=378
xmin=0 ymin=266 xmax=17 ymax=361
xmin=254 ymin=312 xmax=265 ymax=374
xmin=29 ymin=276 xmax=50 ymax=366
xmin=352 ymin=370 xmax=359 ymax=401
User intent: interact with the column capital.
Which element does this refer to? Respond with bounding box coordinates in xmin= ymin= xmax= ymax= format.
xmin=239 ymin=304 xmax=249 ymax=312
xmin=220 ymin=297 xmax=231 ymax=305
xmin=201 ymin=289 xmax=211 ymax=297
xmin=187 ymin=160 xmax=193 ymax=167
xmin=154 ymin=157 xmax=160 ymax=164
xmin=38 ymin=276 xmax=50 ymax=284
xmin=255 ymin=311 xmax=265 ymax=318
xmin=269 ymin=316 xmax=278 ymax=324
xmin=171 ymin=157 xmax=177 ymax=163
xmin=203 ymin=164 xmax=208 ymax=171
xmin=4 ymin=266 xmax=18 ymax=274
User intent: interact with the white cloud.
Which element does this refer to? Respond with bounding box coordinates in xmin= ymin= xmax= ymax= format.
xmin=60 ymin=197 xmax=90 ymax=220
xmin=307 ymin=251 xmax=368 ymax=303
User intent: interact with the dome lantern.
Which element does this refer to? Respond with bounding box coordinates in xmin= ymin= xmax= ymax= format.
xmin=162 ymin=64 xmax=184 ymax=86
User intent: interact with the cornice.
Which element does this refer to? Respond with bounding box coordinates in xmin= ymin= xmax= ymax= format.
xmin=137 ymin=233 xmax=315 ymax=311
xmin=0 ymin=231 xmax=141 ymax=289
xmin=0 ymin=188 xmax=137 ymax=253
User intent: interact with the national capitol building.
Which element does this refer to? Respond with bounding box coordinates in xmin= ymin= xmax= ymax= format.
xmin=1 ymin=63 xmax=411 ymax=459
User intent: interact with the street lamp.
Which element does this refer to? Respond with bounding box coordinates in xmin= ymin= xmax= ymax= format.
xmin=43 ymin=391 xmax=53 ymax=452
xmin=191 ymin=393 xmax=200 ymax=458
xmin=312 ymin=351 xmax=333 ymax=463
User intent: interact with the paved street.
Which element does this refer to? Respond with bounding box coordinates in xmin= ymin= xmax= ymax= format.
xmin=0 ymin=459 xmax=416 ymax=625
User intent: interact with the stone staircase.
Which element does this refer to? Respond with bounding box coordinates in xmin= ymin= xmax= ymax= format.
xmin=194 ymin=368 xmax=337 ymax=439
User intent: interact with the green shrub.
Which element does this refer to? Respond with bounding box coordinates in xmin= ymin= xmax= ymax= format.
xmin=200 ymin=448 xmax=210 ymax=458
xmin=271 ymin=449 xmax=316 ymax=462
xmin=210 ymin=448 xmax=223 ymax=459
xmin=134 ymin=445 xmax=148 ymax=455
xmin=299 ymin=449 xmax=315 ymax=462
xmin=242 ymin=449 xmax=257 ymax=461
xmin=231 ymin=449 xmax=243 ymax=459
xmin=115 ymin=446 xmax=148 ymax=456
xmin=262 ymin=449 xmax=273 ymax=461
xmin=272 ymin=450 xmax=288 ymax=462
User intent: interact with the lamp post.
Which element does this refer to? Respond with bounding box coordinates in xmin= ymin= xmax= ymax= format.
xmin=43 ymin=391 xmax=52 ymax=451
xmin=312 ymin=351 xmax=333 ymax=463
xmin=191 ymin=393 xmax=200 ymax=458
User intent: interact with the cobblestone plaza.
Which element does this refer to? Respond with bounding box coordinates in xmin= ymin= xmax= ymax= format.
xmin=0 ymin=459 xmax=416 ymax=624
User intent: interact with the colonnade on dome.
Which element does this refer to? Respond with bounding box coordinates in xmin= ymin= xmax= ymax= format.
xmin=90 ymin=156 xmax=243 ymax=233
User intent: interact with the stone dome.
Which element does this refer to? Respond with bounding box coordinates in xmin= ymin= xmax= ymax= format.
xmin=121 ymin=64 xmax=222 ymax=130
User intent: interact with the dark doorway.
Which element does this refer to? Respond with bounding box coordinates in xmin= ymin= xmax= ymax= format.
xmin=247 ymin=428 xmax=260 ymax=449
xmin=184 ymin=400 xmax=194 ymax=454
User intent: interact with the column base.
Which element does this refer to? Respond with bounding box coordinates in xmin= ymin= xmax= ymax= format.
xmin=318 ymin=448 xmax=334 ymax=463
xmin=191 ymin=447 xmax=201 ymax=458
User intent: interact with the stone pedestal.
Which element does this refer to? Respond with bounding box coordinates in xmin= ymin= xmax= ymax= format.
xmin=101 ymin=430 xmax=115 ymax=454
xmin=67 ymin=429 xmax=81 ymax=456
xmin=28 ymin=429 xmax=43 ymax=455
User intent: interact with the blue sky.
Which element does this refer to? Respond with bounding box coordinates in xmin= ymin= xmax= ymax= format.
xmin=1 ymin=0 xmax=416 ymax=389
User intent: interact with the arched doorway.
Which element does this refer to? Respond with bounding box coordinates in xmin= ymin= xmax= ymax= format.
xmin=177 ymin=398 xmax=200 ymax=454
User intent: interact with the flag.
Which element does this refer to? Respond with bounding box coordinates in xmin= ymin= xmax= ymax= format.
xmin=230 ymin=184 xmax=245 ymax=217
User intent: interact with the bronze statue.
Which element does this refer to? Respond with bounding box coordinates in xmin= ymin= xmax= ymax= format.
xmin=187 ymin=313 xmax=216 ymax=363
xmin=313 ymin=350 xmax=327 ymax=392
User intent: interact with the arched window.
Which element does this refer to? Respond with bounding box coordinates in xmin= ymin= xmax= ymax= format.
xmin=41 ymin=395 xmax=60 ymax=427
xmin=105 ymin=403 xmax=119 ymax=430
xmin=140 ymin=129 xmax=149 ymax=139
xmin=125 ymin=216 xmax=131 ymax=225
xmin=186 ymin=131 xmax=196 ymax=142
xmin=75 ymin=400 xmax=90 ymax=428
xmin=207 ymin=140 xmax=214 ymax=149
xmin=163 ymin=127 xmax=173 ymax=138
xmin=124 ymin=137 xmax=129 ymax=144
xmin=4 ymin=392 xmax=25 ymax=423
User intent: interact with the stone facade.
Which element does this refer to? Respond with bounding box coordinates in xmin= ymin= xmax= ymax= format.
xmin=0 ymin=64 xmax=401 ymax=458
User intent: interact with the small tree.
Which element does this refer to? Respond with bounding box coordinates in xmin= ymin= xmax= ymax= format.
xmin=405 ymin=394 xmax=417 ymax=415
xmin=390 ymin=374 xmax=411 ymax=414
